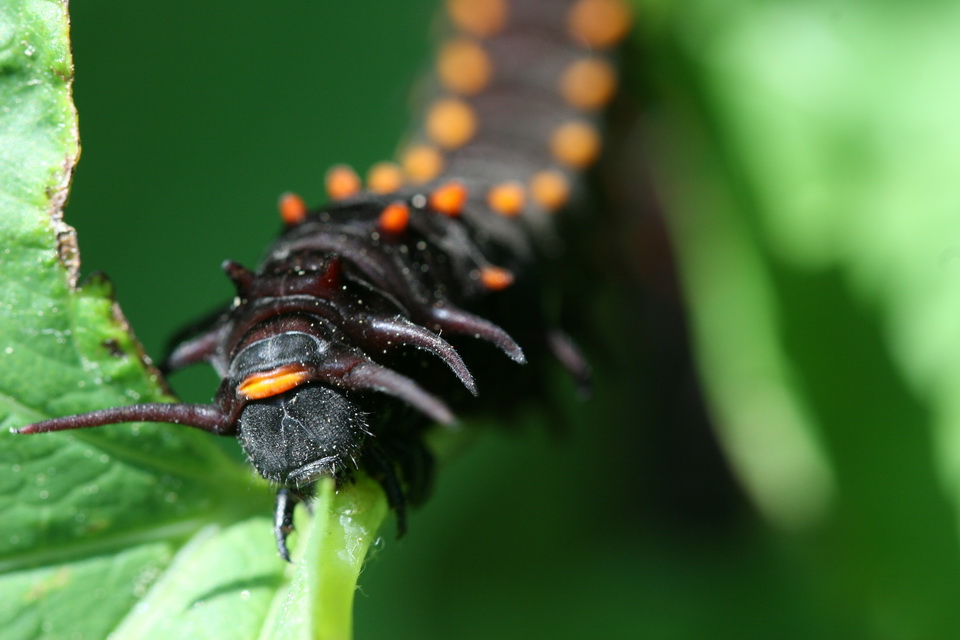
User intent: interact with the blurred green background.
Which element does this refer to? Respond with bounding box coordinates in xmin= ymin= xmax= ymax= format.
xmin=61 ymin=0 xmax=960 ymax=637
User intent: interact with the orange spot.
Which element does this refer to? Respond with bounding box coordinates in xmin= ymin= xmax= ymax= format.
xmin=426 ymin=98 xmax=478 ymax=150
xmin=568 ymin=0 xmax=632 ymax=49
xmin=278 ymin=192 xmax=307 ymax=225
xmin=325 ymin=164 xmax=361 ymax=200
xmin=430 ymin=181 xmax=469 ymax=217
xmin=530 ymin=169 xmax=571 ymax=211
xmin=487 ymin=182 xmax=526 ymax=217
xmin=401 ymin=145 xmax=445 ymax=183
xmin=560 ymin=58 xmax=618 ymax=110
xmin=379 ymin=201 xmax=410 ymax=234
xmin=438 ymin=39 xmax=492 ymax=95
xmin=367 ymin=161 xmax=405 ymax=194
xmin=238 ymin=364 xmax=312 ymax=400
xmin=480 ymin=266 xmax=514 ymax=291
xmin=550 ymin=121 xmax=601 ymax=169
xmin=447 ymin=0 xmax=507 ymax=37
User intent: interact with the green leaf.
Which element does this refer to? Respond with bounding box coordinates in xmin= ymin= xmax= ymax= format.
xmin=0 ymin=3 xmax=388 ymax=639
xmin=100 ymin=477 xmax=386 ymax=640
xmin=637 ymin=0 xmax=960 ymax=635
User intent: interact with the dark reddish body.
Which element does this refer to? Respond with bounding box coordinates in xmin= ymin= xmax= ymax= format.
xmin=17 ymin=184 xmax=574 ymax=560
xmin=16 ymin=0 xmax=629 ymax=560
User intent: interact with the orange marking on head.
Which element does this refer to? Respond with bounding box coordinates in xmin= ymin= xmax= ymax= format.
xmin=550 ymin=121 xmax=601 ymax=169
xmin=238 ymin=363 xmax=313 ymax=400
xmin=568 ymin=0 xmax=633 ymax=49
xmin=487 ymin=181 xmax=526 ymax=217
xmin=530 ymin=169 xmax=571 ymax=211
xmin=367 ymin=161 xmax=405 ymax=194
xmin=426 ymin=98 xmax=478 ymax=150
xmin=560 ymin=58 xmax=618 ymax=110
xmin=278 ymin=192 xmax=308 ymax=225
xmin=480 ymin=266 xmax=514 ymax=291
xmin=325 ymin=164 xmax=361 ymax=200
xmin=379 ymin=201 xmax=410 ymax=234
xmin=447 ymin=0 xmax=507 ymax=37
xmin=438 ymin=39 xmax=492 ymax=96
xmin=429 ymin=181 xmax=469 ymax=217
xmin=401 ymin=145 xmax=445 ymax=183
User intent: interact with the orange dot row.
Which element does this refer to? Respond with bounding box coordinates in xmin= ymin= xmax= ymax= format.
xmin=324 ymin=162 xmax=405 ymax=200
xmin=375 ymin=190 xmax=514 ymax=292
xmin=279 ymin=182 xmax=520 ymax=291
xmin=446 ymin=0 xmax=631 ymax=50
xmin=434 ymin=0 xmax=626 ymax=171
xmin=428 ymin=37 xmax=611 ymax=169
xmin=279 ymin=164 xmax=572 ymax=227
xmin=373 ymin=182 xmax=466 ymax=236
xmin=391 ymin=151 xmax=573 ymax=213
xmin=437 ymin=39 xmax=618 ymax=112
xmin=371 ymin=175 xmax=564 ymax=235
xmin=421 ymin=96 xmax=603 ymax=166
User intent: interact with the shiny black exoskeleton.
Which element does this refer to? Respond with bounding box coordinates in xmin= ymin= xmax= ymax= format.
xmin=13 ymin=185 xmax=591 ymax=560
xmin=12 ymin=0 xmax=628 ymax=559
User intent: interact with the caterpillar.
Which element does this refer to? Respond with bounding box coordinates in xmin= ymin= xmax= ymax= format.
xmin=14 ymin=0 xmax=632 ymax=561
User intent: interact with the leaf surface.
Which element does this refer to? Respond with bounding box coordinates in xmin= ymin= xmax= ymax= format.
xmin=0 ymin=3 xmax=386 ymax=639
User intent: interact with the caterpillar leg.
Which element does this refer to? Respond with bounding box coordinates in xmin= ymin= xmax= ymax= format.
xmin=274 ymin=487 xmax=301 ymax=562
xmin=161 ymin=308 xmax=230 ymax=374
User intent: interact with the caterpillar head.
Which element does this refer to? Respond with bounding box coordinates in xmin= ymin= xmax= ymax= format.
xmin=229 ymin=331 xmax=370 ymax=487
xmin=237 ymin=384 xmax=368 ymax=487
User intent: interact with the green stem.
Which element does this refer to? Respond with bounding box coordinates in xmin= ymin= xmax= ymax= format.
xmin=259 ymin=476 xmax=388 ymax=640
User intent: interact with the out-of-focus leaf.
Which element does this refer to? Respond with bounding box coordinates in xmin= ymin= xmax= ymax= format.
xmin=638 ymin=0 xmax=960 ymax=635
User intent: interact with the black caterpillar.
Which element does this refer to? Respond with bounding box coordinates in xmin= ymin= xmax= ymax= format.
xmin=15 ymin=0 xmax=632 ymax=561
